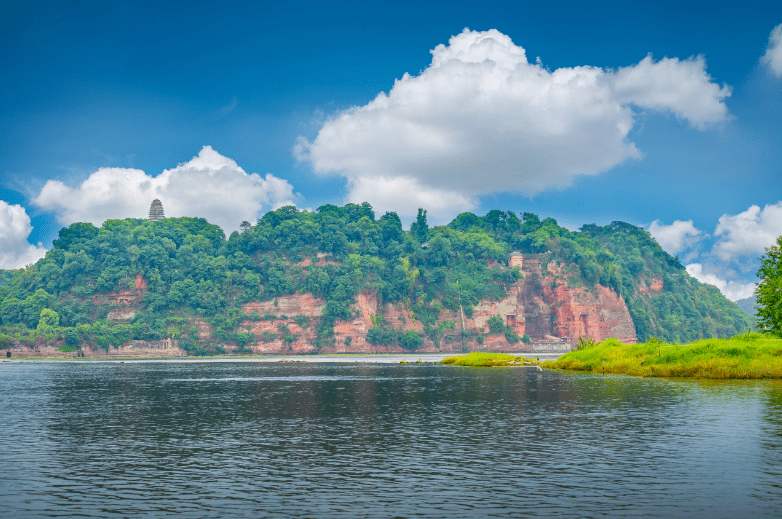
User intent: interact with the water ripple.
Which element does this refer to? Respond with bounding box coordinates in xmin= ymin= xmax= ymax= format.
xmin=1 ymin=362 xmax=781 ymax=518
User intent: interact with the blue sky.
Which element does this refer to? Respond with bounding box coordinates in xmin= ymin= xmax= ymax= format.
xmin=1 ymin=0 xmax=781 ymax=300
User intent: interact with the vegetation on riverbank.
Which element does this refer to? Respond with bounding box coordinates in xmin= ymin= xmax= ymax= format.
xmin=440 ymin=352 xmax=539 ymax=367
xmin=542 ymin=333 xmax=782 ymax=379
xmin=0 ymin=204 xmax=753 ymax=355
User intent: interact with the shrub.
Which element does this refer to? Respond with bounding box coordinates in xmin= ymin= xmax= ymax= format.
xmin=399 ymin=330 xmax=423 ymax=350
xmin=260 ymin=331 xmax=277 ymax=343
xmin=487 ymin=315 xmax=505 ymax=334
xmin=277 ymin=324 xmax=296 ymax=344
xmin=367 ymin=326 xmax=398 ymax=345
xmin=575 ymin=336 xmax=596 ymax=350
xmin=731 ymin=331 xmax=764 ymax=341
xmin=293 ymin=315 xmax=311 ymax=329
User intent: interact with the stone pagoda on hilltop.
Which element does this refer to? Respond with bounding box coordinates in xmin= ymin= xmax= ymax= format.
xmin=148 ymin=199 xmax=165 ymax=222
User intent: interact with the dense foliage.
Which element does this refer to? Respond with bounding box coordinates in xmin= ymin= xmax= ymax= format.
xmin=578 ymin=222 xmax=753 ymax=343
xmin=756 ymin=235 xmax=782 ymax=333
xmin=0 ymin=203 xmax=752 ymax=353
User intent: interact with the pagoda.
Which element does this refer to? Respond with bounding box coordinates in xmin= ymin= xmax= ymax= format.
xmin=148 ymin=199 xmax=165 ymax=222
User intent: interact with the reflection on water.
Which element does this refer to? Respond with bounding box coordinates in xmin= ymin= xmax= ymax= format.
xmin=1 ymin=362 xmax=781 ymax=518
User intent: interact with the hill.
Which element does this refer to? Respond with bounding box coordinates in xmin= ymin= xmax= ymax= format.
xmin=0 ymin=204 xmax=753 ymax=356
xmin=735 ymin=295 xmax=758 ymax=318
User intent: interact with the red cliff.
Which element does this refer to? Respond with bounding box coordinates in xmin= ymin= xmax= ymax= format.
xmin=37 ymin=259 xmax=636 ymax=357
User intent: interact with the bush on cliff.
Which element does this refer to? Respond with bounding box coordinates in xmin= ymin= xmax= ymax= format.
xmin=399 ymin=330 xmax=423 ymax=350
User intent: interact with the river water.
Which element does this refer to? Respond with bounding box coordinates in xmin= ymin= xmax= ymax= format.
xmin=1 ymin=359 xmax=781 ymax=518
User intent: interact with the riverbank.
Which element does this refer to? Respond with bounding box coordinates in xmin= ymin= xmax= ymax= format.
xmin=1 ymin=353 xmax=474 ymax=364
xmin=2 ymin=350 xmax=567 ymax=364
xmin=541 ymin=334 xmax=782 ymax=379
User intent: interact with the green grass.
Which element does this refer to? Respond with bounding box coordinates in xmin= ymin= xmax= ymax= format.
xmin=441 ymin=352 xmax=538 ymax=367
xmin=542 ymin=334 xmax=782 ymax=379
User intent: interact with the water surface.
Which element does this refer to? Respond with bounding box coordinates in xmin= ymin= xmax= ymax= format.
xmin=1 ymin=361 xmax=780 ymax=518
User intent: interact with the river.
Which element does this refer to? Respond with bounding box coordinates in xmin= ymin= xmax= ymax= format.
xmin=1 ymin=359 xmax=780 ymax=518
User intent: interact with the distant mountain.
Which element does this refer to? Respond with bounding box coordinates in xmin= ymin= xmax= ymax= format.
xmin=0 ymin=204 xmax=753 ymax=355
xmin=735 ymin=295 xmax=758 ymax=317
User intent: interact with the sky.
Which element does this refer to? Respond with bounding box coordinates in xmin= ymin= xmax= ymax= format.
xmin=1 ymin=0 xmax=781 ymax=301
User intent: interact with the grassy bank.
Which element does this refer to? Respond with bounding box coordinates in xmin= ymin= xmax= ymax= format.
xmin=441 ymin=352 xmax=539 ymax=367
xmin=541 ymin=334 xmax=782 ymax=379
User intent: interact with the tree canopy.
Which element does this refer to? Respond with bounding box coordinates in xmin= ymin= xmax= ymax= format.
xmin=756 ymin=235 xmax=782 ymax=333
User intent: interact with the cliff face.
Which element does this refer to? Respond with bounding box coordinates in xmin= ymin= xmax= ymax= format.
xmin=203 ymin=255 xmax=637 ymax=355
xmin=536 ymin=261 xmax=637 ymax=344
xmin=638 ymin=275 xmax=664 ymax=296
xmin=94 ymin=274 xmax=147 ymax=321
xmin=16 ymin=258 xmax=636 ymax=357
xmin=241 ymin=294 xmax=324 ymax=354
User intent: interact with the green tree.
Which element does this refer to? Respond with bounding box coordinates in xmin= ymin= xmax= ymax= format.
xmin=756 ymin=235 xmax=782 ymax=333
xmin=487 ymin=315 xmax=505 ymax=334
xmin=399 ymin=330 xmax=423 ymax=350
xmin=64 ymin=327 xmax=80 ymax=346
xmin=411 ymin=208 xmax=428 ymax=242
xmin=37 ymin=308 xmax=59 ymax=330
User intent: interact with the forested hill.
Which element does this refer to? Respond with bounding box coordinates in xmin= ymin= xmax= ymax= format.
xmin=0 ymin=203 xmax=752 ymax=353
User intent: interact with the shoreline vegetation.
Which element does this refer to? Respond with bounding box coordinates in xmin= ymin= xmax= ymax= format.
xmin=541 ymin=334 xmax=782 ymax=379
xmin=441 ymin=352 xmax=541 ymax=367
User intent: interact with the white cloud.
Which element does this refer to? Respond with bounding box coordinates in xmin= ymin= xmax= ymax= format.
xmin=34 ymin=146 xmax=296 ymax=233
xmin=712 ymin=202 xmax=782 ymax=262
xmin=296 ymin=28 xmax=731 ymax=218
xmin=0 ymin=201 xmax=48 ymax=269
xmin=686 ymin=263 xmax=756 ymax=302
xmin=648 ymin=219 xmax=706 ymax=255
xmin=345 ymin=176 xmax=477 ymax=221
xmin=761 ymin=24 xmax=782 ymax=77
xmin=611 ymin=55 xmax=731 ymax=129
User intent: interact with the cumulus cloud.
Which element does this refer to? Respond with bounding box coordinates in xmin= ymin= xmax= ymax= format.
xmin=0 ymin=201 xmax=48 ymax=269
xmin=611 ymin=55 xmax=730 ymax=128
xmin=345 ymin=176 xmax=477 ymax=220
xmin=34 ymin=146 xmax=296 ymax=233
xmin=648 ymin=219 xmax=706 ymax=255
xmin=685 ymin=263 xmax=756 ymax=302
xmin=712 ymin=202 xmax=782 ymax=262
xmin=296 ymin=28 xmax=731 ymax=218
xmin=761 ymin=24 xmax=782 ymax=77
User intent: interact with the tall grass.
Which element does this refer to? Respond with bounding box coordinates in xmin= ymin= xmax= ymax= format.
xmin=542 ymin=335 xmax=782 ymax=379
xmin=441 ymin=352 xmax=537 ymax=367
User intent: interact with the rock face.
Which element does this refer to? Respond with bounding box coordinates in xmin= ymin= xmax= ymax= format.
xmin=449 ymin=256 xmax=636 ymax=351
xmin=205 ymin=254 xmax=636 ymax=355
xmin=96 ymin=274 xmax=147 ymax=321
xmin=638 ymin=275 xmax=663 ymax=296
xmin=240 ymin=294 xmax=324 ymax=354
